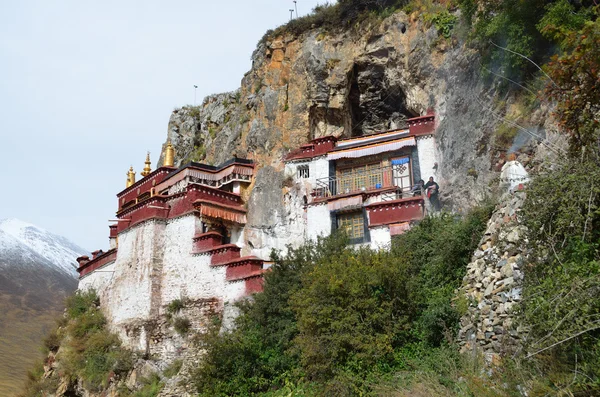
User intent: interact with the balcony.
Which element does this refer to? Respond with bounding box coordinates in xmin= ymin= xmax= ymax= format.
xmin=313 ymin=164 xmax=414 ymax=199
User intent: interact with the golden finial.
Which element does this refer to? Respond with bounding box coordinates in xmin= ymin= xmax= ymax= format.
xmin=126 ymin=166 xmax=136 ymax=187
xmin=164 ymin=141 xmax=175 ymax=167
xmin=141 ymin=152 xmax=152 ymax=177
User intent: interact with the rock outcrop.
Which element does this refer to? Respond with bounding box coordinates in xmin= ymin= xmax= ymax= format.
xmin=160 ymin=11 xmax=561 ymax=246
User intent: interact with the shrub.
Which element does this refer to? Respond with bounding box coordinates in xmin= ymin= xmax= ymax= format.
xmin=430 ymin=10 xmax=457 ymax=38
xmin=42 ymin=327 xmax=62 ymax=353
xmin=521 ymin=160 xmax=600 ymax=394
xmin=173 ymin=317 xmax=191 ymax=335
xmin=132 ymin=373 xmax=164 ymax=397
xmin=457 ymin=0 xmax=595 ymax=81
xmin=544 ymin=16 xmax=600 ymax=159
xmin=52 ymin=289 xmax=134 ymax=392
xmin=193 ymin=206 xmax=492 ymax=395
xmin=65 ymin=290 xmax=99 ymax=319
xmin=193 ymin=234 xmax=349 ymax=396
xmin=166 ymin=298 xmax=185 ymax=314
xmin=494 ymin=123 xmax=518 ymax=148
xmin=186 ymin=106 xmax=201 ymax=119
xmin=68 ymin=307 xmax=107 ymax=339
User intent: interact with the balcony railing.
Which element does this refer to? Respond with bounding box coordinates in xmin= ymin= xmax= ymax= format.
xmin=313 ymin=165 xmax=414 ymax=199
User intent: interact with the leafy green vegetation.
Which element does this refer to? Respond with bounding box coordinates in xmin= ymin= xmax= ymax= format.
xmin=173 ymin=316 xmax=192 ymax=335
xmin=129 ymin=373 xmax=164 ymax=397
xmin=521 ymin=160 xmax=600 ymax=394
xmin=494 ymin=123 xmax=518 ymax=149
xmin=429 ymin=10 xmax=457 ymax=39
xmin=545 ymin=17 xmax=600 ymax=159
xmin=166 ymin=298 xmax=185 ymax=314
xmin=184 ymin=105 xmax=202 ymax=119
xmin=19 ymin=290 xmax=134 ymax=396
xmin=457 ymin=0 xmax=597 ymax=80
xmin=193 ymin=206 xmax=493 ymax=396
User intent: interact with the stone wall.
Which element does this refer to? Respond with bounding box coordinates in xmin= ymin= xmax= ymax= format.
xmin=458 ymin=190 xmax=528 ymax=363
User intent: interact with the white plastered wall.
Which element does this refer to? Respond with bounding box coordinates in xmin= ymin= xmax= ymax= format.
xmin=160 ymin=216 xmax=245 ymax=305
xmin=369 ymin=226 xmax=391 ymax=250
xmin=101 ymin=220 xmax=165 ymax=326
xmin=284 ymin=157 xmax=329 ymax=200
xmin=416 ymin=136 xmax=438 ymax=181
xmin=82 ymin=215 xmax=246 ymax=356
xmin=78 ymin=261 xmax=116 ymax=293
xmin=306 ymin=204 xmax=331 ymax=241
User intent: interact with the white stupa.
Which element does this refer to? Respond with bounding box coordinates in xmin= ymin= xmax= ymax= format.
xmin=500 ymin=154 xmax=530 ymax=192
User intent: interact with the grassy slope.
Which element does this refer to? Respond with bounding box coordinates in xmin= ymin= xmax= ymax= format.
xmin=0 ymin=293 xmax=64 ymax=396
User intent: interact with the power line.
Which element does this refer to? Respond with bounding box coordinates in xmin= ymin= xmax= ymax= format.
xmin=474 ymin=96 xmax=565 ymax=158
xmin=489 ymin=40 xmax=561 ymax=90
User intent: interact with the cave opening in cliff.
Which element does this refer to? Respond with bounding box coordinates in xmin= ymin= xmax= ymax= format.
xmin=348 ymin=63 xmax=417 ymax=137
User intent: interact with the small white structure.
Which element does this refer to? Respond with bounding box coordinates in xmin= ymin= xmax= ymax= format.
xmin=500 ymin=158 xmax=530 ymax=192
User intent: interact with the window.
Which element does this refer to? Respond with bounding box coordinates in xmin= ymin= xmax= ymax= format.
xmin=337 ymin=163 xmax=382 ymax=193
xmin=366 ymin=163 xmax=383 ymax=188
xmin=298 ymin=165 xmax=310 ymax=179
xmin=337 ymin=212 xmax=365 ymax=243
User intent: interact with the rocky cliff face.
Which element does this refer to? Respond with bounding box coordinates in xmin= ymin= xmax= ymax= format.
xmin=159 ymin=11 xmax=563 ymax=241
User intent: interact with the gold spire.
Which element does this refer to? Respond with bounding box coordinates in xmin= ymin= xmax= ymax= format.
xmin=126 ymin=166 xmax=136 ymax=188
xmin=164 ymin=141 xmax=175 ymax=167
xmin=141 ymin=152 xmax=152 ymax=177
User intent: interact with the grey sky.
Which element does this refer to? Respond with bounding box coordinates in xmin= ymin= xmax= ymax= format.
xmin=0 ymin=0 xmax=327 ymax=251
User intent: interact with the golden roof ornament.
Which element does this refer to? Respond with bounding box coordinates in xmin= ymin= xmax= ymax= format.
xmin=126 ymin=166 xmax=136 ymax=188
xmin=141 ymin=152 xmax=152 ymax=177
xmin=164 ymin=141 xmax=175 ymax=167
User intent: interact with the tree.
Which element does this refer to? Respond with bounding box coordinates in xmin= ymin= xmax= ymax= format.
xmin=545 ymin=16 xmax=600 ymax=159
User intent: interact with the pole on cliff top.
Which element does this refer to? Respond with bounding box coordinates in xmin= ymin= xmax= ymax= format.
xmin=193 ymin=85 xmax=198 ymax=106
xmin=289 ymin=8 xmax=294 ymax=21
xmin=293 ymin=1 xmax=298 ymax=18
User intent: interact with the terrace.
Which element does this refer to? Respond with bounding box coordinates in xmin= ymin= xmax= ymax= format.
xmin=312 ymin=163 xmax=414 ymax=200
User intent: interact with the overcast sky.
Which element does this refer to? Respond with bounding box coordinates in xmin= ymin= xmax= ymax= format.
xmin=0 ymin=0 xmax=327 ymax=250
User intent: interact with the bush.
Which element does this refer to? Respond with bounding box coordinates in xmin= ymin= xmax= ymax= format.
xmin=430 ymin=10 xmax=457 ymax=38
xmin=457 ymin=0 xmax=596 ymax=81
xmin=42 ymin=327 xmax=62 ymax=353
xmin=193 ymin=234 xmax=349 ymax=396
xmin=173 ymin=316 xmax=191 ymax=335
xmin=193 ymin=206 xmax=492 ymax=395
xmin=521 ymin=160 xmax=600 ymax=394
xmin=58 ymin=290 xmax=134 ymax=392
xmin=132 ymin=373 xmax=164 ymax=397
xmin=65 ymin=290 xmax=99 ymax=319
xmin=166 ymin=298 xmax=185 ymax=314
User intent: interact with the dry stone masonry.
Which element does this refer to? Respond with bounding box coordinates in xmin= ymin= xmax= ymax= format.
xmin=458 ymin=189 xmax=529 ymax=363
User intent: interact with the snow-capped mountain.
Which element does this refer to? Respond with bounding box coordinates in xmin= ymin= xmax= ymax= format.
xmin=0 ymin=219 xmax=87 ymax=395
xmin=0 ymin=218 xmax=88 ymax=276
